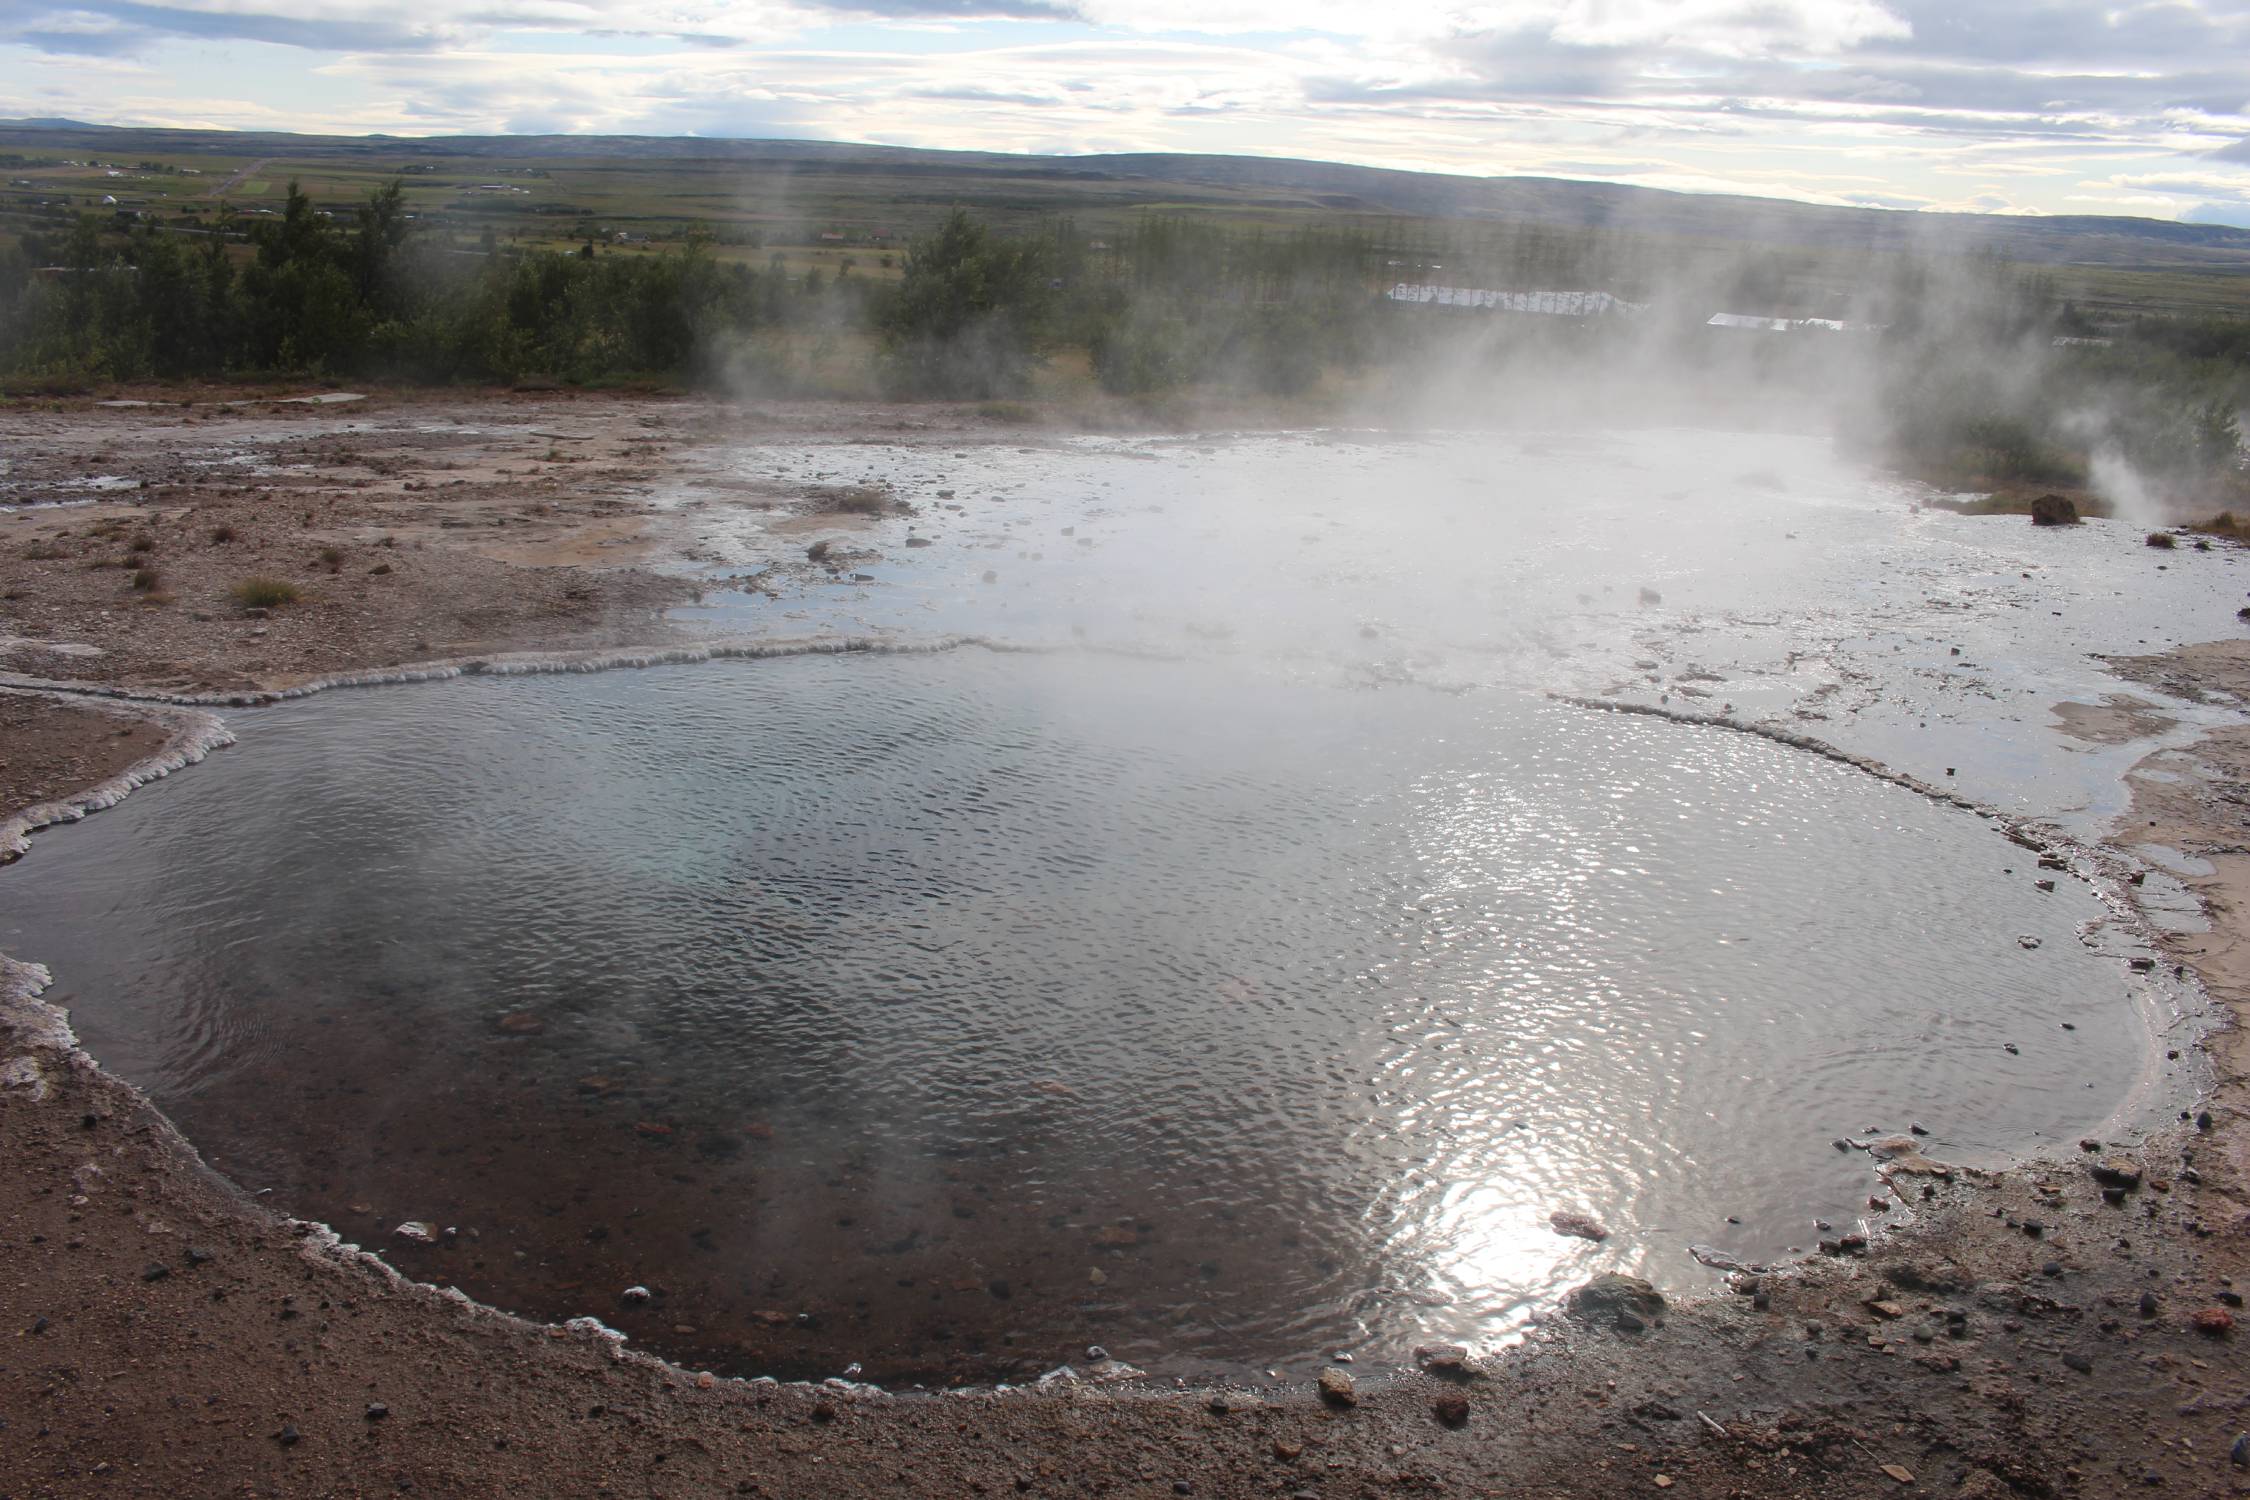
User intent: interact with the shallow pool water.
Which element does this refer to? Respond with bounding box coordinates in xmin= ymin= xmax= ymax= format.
xmin=2 ymin=646 xmax=2174 ymax=1383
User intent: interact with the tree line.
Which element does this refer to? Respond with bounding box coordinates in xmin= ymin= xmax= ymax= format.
xmin=0 ymin=178 xmax=2244 ymax=501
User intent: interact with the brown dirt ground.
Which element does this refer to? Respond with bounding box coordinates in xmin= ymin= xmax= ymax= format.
xmin=3 ymin=396 xmax=2250 ymax=1499
xmin=0 ymin=695 xmax=169 ymax=830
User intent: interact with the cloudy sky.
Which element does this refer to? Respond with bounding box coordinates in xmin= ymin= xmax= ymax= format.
xmin=4 ymin=0 xmax=2250 ymax=223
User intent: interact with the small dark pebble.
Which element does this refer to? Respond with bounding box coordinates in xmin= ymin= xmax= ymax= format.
xmin=1174 ymin=1483 xmax=1194 ymax=1496
xmin=140 ymin=1263 xmax=170 ymax=1282
xmin=2220 ymin=1290 xmax=2244 ymax=1308
xmin=2231 ymin=1433 xmax=2249 ymax=1467
xmin=2023 ymin=1220 xmax=2045 ymax=1236
xmin=186 ymin=1247 xmax=214 ymax=1267
xmin=1433 ymin=1393 xmax=1470 ymax=1428
xmin=1909 ymin=1123 xmax=1929 ymax=1136
xmin=29 ymin=1316 xmax=48 ymax=1335
xmin=366 ymin=1403 xmax=389 ymax=1421
xmin=2063 ymin=1352 xmax=2093 ymax=1373
xmin=2042 ymin=1262 xmax=2063 ymax=1278
xmin=2141 ymin=1292 xmax=2159 ymax=1318
xmin=811 ymin=1401 xmax=837 ymax=1425
xmin=2199 ymin=1111 xmax=2214 ymax=1131
xmin=277 ymin=1425 xmax=301 ymax=1447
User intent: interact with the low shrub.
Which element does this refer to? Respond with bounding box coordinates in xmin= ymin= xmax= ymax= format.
xmin=230 ymin=576 xmax=303 ymax=609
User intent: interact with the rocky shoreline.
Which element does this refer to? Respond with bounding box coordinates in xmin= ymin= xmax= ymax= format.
xmin=3 ymin=393 xmax=2247 ymax=1498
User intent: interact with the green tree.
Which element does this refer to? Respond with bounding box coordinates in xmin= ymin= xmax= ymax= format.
xmin=880 ymin=208 xmax=1054 ymax=397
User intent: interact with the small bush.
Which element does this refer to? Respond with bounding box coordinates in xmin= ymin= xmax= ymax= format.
xmin=130 ymin=567 xmax=160 ymax=592
xmin=2146 ymin=531 xmax=2177 ymax=549
xmin=129 ymin=535 xmax=155 ymax=553
xmin=2030 ymin=494 xmax=2080 ymax=526
xmin=318 ymin=545 xmax=344 ymax=572
xmin=977 ymin=401 xmax=1038 ymax=424
xmin=231 ymin=577 xmax=303 ymax=609
xmin=209 ymin=525 xmax=237 ymax=543
xmin=19 ymin=542 xmax=66 ymax=561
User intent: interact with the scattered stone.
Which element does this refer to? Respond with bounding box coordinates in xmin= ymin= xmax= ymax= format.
xmin=1548 ymin=1210 xmax=1609 ymax=1242
xmin=2017 ymin=935 xmax=2041 ymax=949
xmin=621 ymin=1286 xmax=652 ymax=1305
xmin=277 ymin=1424 xmax=301 ymax=1447
xmin=810 ymin=1401 xmax=837 ymax=1424
xmin=495 ymin=1011 xmax=546 ymax=1036
xmin=2231 ymin=1433 xmax=2249 ymax=1467
xmin=1207 ymin=1392 xmax=1261 ymax=1415
xmin=1881 ymin=1463 xmax=1916 ymax=1484
xmin=185 ymin=1247 xmax=214 ymax=1267
xmin=1433 ymin=1393 xmax=1470 ymax=1427
xmin=365 ymin=1403 xmax=389 ymax=1421
xmin=2029 ymin=494 xmax=2079 ymax=526
xmin=1568 ymin=1274 xmax=1666 ymax=1322
xmin=2090 ymin=1158 xmax=2143 ymax=1190
xmin=1865 ymin=1300 xmax=1905 ymax=1320
xmin=2062 ymin=1352 xmax=2093 ymax=1373
xmin=1271 ymin=1439 xmax=1303 ymax=1462
xmin=140 ymin=1263 xmax=170 ymax=1282
xmin=393 ymin=1222 xmax=436 ymax=1245
xmin=1414 ymin=1343 xmax=1470 ymax=1373
xmin=2139 ymin=1292 xmax=2159 ymax=1318
xmin=1316 ymin=1367 xmax=1357 ymax=1407
xmin=2192 ymin=1307 xmax=2235 ymax=1336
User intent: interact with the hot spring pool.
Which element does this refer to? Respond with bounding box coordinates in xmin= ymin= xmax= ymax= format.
xmin=0 ymin=646 xmax=2171 ymax=1383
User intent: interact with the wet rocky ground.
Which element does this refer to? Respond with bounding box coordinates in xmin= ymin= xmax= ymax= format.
xmin=2 ymin=393 xmax=2248 ymax=1497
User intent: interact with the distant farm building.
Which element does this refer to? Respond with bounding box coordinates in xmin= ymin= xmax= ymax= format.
xmin=1707 ymin=312 xmax=1885 ymax=334
xmin=1386 ymin=285 xmax=1647 ymax=317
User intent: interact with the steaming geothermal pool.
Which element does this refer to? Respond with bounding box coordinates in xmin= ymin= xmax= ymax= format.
xmin=5 ymin=425 xmax=2225 ymax=1385
xmin=5 ymin=649 xmax=2170 ymax=1382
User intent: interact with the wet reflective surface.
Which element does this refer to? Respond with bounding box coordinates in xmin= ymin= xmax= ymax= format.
xmin=4 ymin=648 xmax=2169 ymax=1383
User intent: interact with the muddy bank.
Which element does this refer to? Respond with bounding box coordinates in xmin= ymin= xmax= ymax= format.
xmin=4 ymin=399 xmax=2250 ymax=1496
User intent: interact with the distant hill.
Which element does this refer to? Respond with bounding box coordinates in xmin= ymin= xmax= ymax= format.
xmin=5 ymin=119 xmax=2250 ymax=274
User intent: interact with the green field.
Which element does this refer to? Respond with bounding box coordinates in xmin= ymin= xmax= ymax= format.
xmin=5 ymin=121 xmax=2250 ymax=319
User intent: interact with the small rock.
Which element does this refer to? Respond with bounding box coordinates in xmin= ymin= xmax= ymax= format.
xmin=2017 ymin=935 xmax=2041 ymax=949
xmin=1316 ymin=1367 xmax=1357 ymax=1407
xmin=1548 ymin=1210 xmax=1609 ymax=1242
xmin=1881 ymin=1463 xmax=1915 ymax=1484
xmin=185 ymin=1247 xmax=214 ymax=1267
xmin=621 ymin=1285 xmax=652 ymax=1305
xmin=1271 ymin=1439 xmax=1302 ymax=1462
xmin=2192 ymin=1307 xmax=2235 ymax=1336
xmin=393 ymin=1222 xmax=437 ymax=1245
xmin=140 ymin=1263 xmax=170 ymax=1283
xmin=2230 ymin=1433 xmax=2248 ymax=1467
xmin=2090 ymin=1157 xmax=2143 ymax=1190
xmin=365 ymin=1403 xmax=389 ymax=1421
xmin=2140 ymin=1292 xmax=2159 ymax=1317
xmin=495 ymin=1011 xmax=545 ymax=1036
xmin=1413 ymin=1343 xmax=1469 ymax=1373
xmin=277 ymin=1424 xmax=301 ymax=1447
xmin=1568 ymin=1273 xmax=1665 ymax=1322
xmin=2062 ymin=1352 xmax=2093 ymax=1373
